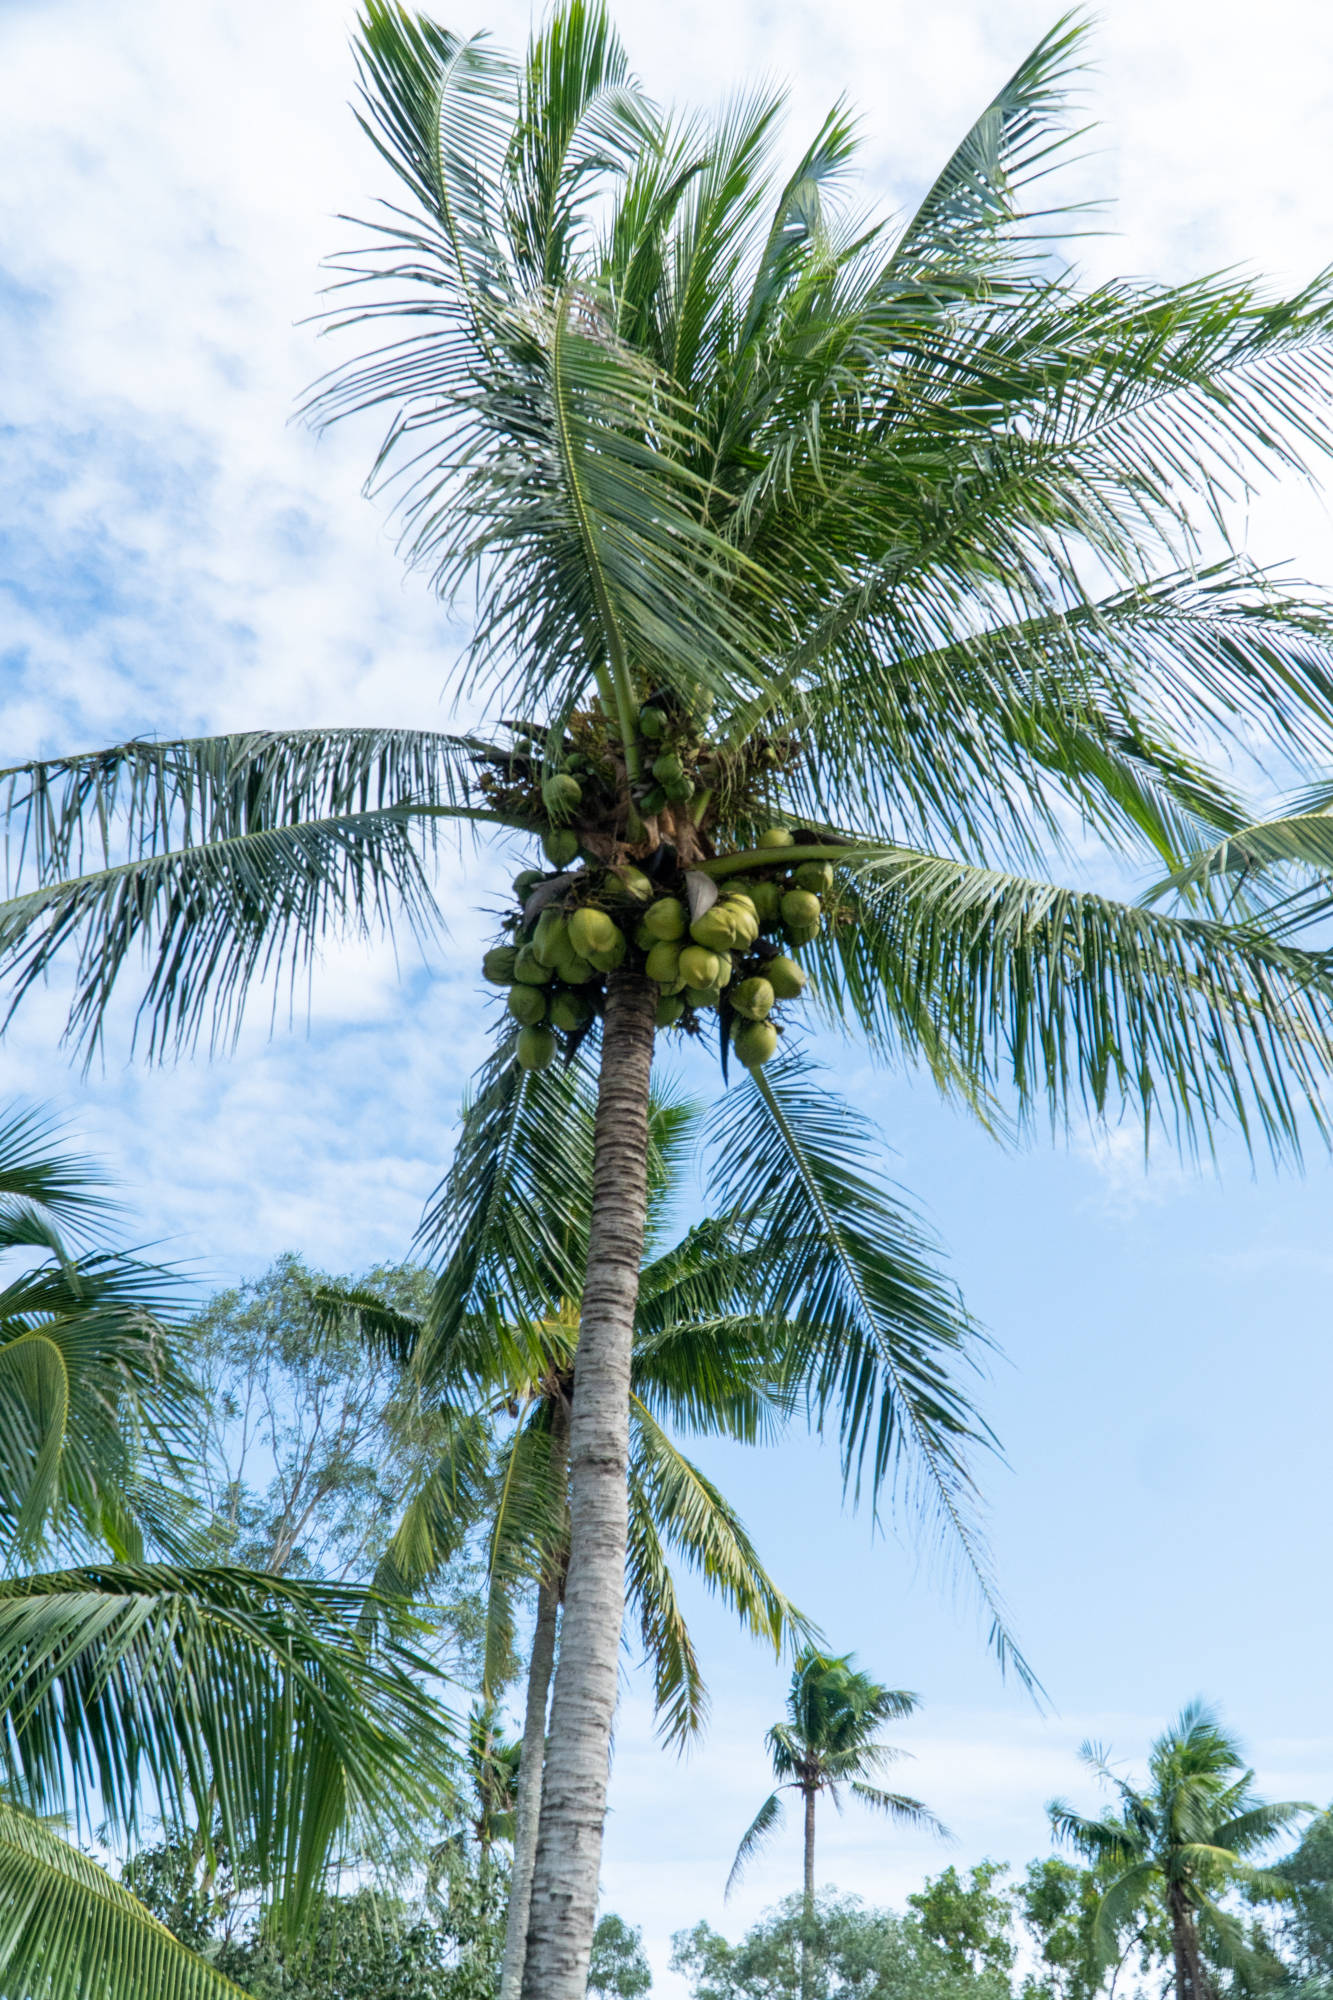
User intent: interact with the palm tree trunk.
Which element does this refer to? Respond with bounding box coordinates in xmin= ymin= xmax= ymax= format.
xmin=801 ymin=1785 xmax=817 ymax=2000
xmin=520 ymin=972 xmax=657 ymax=2000
xmin=1169 ymin=1889 xmax=1209 ymax=2000
xmin=498 ymin=1401 xmax=569 ymax=2000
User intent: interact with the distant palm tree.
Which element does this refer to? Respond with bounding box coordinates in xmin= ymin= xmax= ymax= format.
xmin=728 ymin=1647 xmax=948 ymax=1952
xmin=1050 ymin=1701 xmax=1317 ymax=2000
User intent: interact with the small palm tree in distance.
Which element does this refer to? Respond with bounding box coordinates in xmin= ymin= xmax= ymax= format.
xmin=728 ymin=1646 xmax=948 ymax=1974
xmin=1050 ymin=1700 xmax=1318 ymax=2000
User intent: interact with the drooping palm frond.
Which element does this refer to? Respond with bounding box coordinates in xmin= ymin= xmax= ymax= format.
xmin=0 ymin=730 xmax=496 ymax=1060
xmin=626 ymin=1402 xmax=812 ymax=1747
xmin=0 ymin=1797 xmax=248 ymax=2000
xmin=704 ymin=1058 xmax=1032 ymax=1688
xmin=0 ymin=1564 xmax=454 ymax=1927
xmin=723 ymin=1788 xmax=787 ymax=1899
xmin=818 ymin=845 xmax=1333 ymax=1160
xmin=848 ymin=1781 xmax=950 ymax=1838
xmin=0 ymin=1105 xmax=117 ymax=1244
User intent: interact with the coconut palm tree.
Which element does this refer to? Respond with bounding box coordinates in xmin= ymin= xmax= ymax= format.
xmin=1050 ymin=1702 xmax=1317 ymax=2000
xmin=0 ymin=1109 xmax=458 ymax=2000
xmin=320 ymin=1068 xmax=846 ymax=2000
xmin=9 ymin=10 xmax=1333 ymax=1993
xmin=727 ymin=1647 xmax=947 ymax=1999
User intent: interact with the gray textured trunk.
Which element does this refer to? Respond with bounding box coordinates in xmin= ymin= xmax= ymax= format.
xmin=519 ymin=973 xmax=657 ymax=2000
xmin=1169 ymin=1887 xmax=1210 ymax=2000
xmin=801 ymin=1786 xmax=817 ymax=2000
xmin=498 ymin=1400 xmax=569 ymax=2000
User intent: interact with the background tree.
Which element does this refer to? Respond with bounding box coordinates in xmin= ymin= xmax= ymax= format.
xmin=909 ymin=1862 xmax=1018 ymax=1982
xmin=0 ymin=1109 xmax=458 ymax=2000
xmin=728 ymin=1646 xmax=946 ymax=2000
xmin=13 ymin=8 xmax=1333 ymax=1994
xmin=588 ymin=1914 xmax=654 ymax=1999
xmin=1051 ymin=1703 xmax=1315 ymax=2000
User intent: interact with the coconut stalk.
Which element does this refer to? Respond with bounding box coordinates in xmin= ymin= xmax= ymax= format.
xmin=520 ymin=972 xmax=657 ymax=2000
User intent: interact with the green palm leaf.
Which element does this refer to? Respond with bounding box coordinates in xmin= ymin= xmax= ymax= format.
xmin=0 ymin=1564 xmax=453 ymax=1926
xmin=0 ymin=1797 xmax=247 ymax=2000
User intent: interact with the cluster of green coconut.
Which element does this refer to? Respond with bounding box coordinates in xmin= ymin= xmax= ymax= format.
xmin=482 ymin=827 xmax=830 ymax=1073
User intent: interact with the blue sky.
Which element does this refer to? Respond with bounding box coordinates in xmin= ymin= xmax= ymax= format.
xmin=3 ymin=0 xmax=1333 ymax=1988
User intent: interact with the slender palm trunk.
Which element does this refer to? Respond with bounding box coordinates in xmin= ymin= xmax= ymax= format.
xmin=801 ymin=1784 xmax=818 ymax=2000
xmin=1169 ymin=1888 xmax=1209 ymax=2000
xmin=498 ymin=1401 xmax=569 ymax=2000
xmin=520 ymin=973 xmax=657 ymax=2000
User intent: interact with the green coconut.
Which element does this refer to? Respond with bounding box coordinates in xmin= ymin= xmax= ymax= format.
xmin=780 ymin=888 xmax=821 ymax=929
xmin=685 ymin=985 xmax=723 ymax=1010
xmin=655 ymin=992 xmax=686 ymax=1027
xmin=748 ymin=879 xmax=782 ymax=921
xmin=616 ymin=866 xmax=654 ymax=903
xmin=549 ymin=990 xmax=593 ymax=1032
xmin=757 ymin=827 xmax=795 ymax=848
xmin=517 ymin=1024 xmax=557 ymax=1071
xmin=731 ymin=976 xmax=775 ymax=1020
xmin=766 ymin=955 xmax=808 ymax=1000
xmin=513 ymin=945 xmax=555 ymax=986
xmin=586 ymin=928 xmax=627 ymax=973
xmin=785 ymin=921 xmax=820 ymax=949
xmin=638 ymin=705 xmax=667 ymax=740
xmin=512 ymin=869 xmax=543 ymax=900
xmin=678 ymin=945 xmax=722 ymax=989
xmin=665 ymin=775 xmax=695 ymax=804
xmin=568 ymin=907 xmax=618 ymax=959
xmin=644 ymin=941 xmax=683 ymax=986
xmin=721 ymin=897 xmax=759 ymax=947
xmin=507 ymin=985 xmax=548 ymax=1027
xmin=542 ymin=772 xmax=582 ymax=819
xmin=640 ymin=785 xmax=668 ymax=814
xmin=689 ymin=905 xmax=741 ymax=952
xmin=794 ymin=860 xmax=835 ymax=893
xmin=554 ymin=951 xmax=597 ymax=985
xmin=732 ymin=1019 xmax=779 ymax=1067
xmin=714 ymin=952 xmax=734 ymax=987
xmin=531 ymin=909 xmax=569 ymax=968
xmin=652 ymin=750 xmax=684 ymax=785
xmin=481 ymin=945 xmax=519 ymax=985
xmin=542 ymin=827 xmax=580 ymax=867
xmin=642 ymin=897 xmax=687 ymax=942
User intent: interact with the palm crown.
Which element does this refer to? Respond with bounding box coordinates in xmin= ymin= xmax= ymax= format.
xmin=1050 ymin=1701 xmax=1317 ymax=2000
xmin=728 ymin=1647 xmax=947 ymax=1917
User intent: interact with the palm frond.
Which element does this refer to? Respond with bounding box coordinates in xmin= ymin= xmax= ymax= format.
xmin=705 ymin=1058 xmax=1035 ymax=1692
xmin=0 ymin=1797 xmax=248 ymax=2000
xmin=0 ymin=1564 xmax=454 ymax=1927
xmin=724 ymin=1789 xmax=786 ymax=1900
xmin=848 ymin=1780 xmax=951 ymax=1839
xmin=0 ymin=730 xmax=487 ymax=1059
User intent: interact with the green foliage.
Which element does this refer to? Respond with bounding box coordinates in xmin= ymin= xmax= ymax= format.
xmin=672 ymin=1890 xmax=1012 ymax=2000
xmin=908 ymin=1861 xmax=1017 ymax=1978
xmin=222 ymin=1878 xmax=505 ymax=2000
xmin=588 ymin=1913 xmax=654 ymax=1997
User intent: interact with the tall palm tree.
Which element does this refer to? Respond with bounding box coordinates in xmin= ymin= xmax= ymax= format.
xmin=323 ymin=1069 xmax=844 ymax=2000
xmin=9 ymin=10 xmax=1333 ymax=1992
xmin=1050 ymin=1702 xmax=1316 ymax=2000
xmin=0 ymin=1110 xmax=457 ymax=2000
xmin=728 ymin=1647 xmax=947 ymax=1999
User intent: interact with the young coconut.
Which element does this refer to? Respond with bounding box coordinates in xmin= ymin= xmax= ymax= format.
xmin=780 ymin=889 xmax=822 ymax=930
xmin=757 ymin=827 xmax=795 ymax=848
xmin=638 ymin=705 xmax=667 ymax=741
xmin=689 ymin=905 xmax=741 ymax=952
xmin=512 ymin=869 xmax=543 ymax=900
xmin=641 ymin=897 xmax=687 ymax=942
xmin=794 ymin=860 xmax=835 ymax=893
xmin=644 ymin=941 xmax=683 ymax=987
xmin=731 ymin=976 xmax=775 ymax=1020
xmin=542 ymin=773 xmax=582 ymax=819
xmin=678 ymin=945 xmax=722 ymax=989
xmin=732 ymin=1019 xmax=780 ymax=1068
xmin=685 ymin=985 xmax=723 ymax=1010
xmin=507 ymin=985 xmax=548 ymax=1027
xmin=531 ymin=909 xmax=569 ymax=967
xmin=513 ymin=944 xmax=555 ymax=985
xmin=568 ymin=908 xmax=619 ymax=960
xmin=766 ymin=955 xmax=808 ymax=1000
xmin=654 ymin=992 xmax=686 ymax=1027
xmin=748 ymin=880 xmax=783 ymax=922
xmin=542 ymin=827 xmax=580 ymax=867
xmin=482 ymin=945 xmax=519 ymax=985
xmin=550 ymin=990 xmax=594 ymax=1032
xmin=517 ymin=1024 xmax=557 ymax=1071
